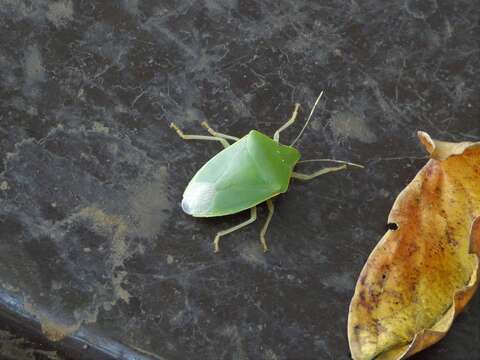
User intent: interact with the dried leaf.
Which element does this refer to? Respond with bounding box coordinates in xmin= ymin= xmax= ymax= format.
xmin=348 ymin=131 xmax=480 ymax=360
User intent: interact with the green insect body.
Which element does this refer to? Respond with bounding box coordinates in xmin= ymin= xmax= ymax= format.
xmin=182 ymin=130 xmax=300 ymax=217
xmin=170 ymin=92 xmax=362 ymax=252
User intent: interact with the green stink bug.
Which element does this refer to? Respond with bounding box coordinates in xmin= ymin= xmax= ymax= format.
xmin=170 ymin=92 xmax=363 ymax=252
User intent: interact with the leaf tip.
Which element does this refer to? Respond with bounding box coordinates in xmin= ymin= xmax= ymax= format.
xmin=417 ymin=130 xmax=479 ymax=160
xmin=417 ymin=131 xmax=435 ymax=155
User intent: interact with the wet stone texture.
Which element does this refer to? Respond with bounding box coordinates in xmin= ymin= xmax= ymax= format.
xmin=0 ymin=1 xmax=479 ymax=359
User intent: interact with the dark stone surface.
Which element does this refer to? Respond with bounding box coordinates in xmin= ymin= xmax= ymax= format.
xmin=0 ymin=0 xmax=479 ymax=359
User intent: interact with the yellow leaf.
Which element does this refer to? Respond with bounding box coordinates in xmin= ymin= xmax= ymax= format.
xmin=348 ymin=131 xmax=480 ymax=360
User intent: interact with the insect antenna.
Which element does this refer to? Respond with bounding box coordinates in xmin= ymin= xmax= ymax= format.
xmin=297 ymin=158 xmax=364 ymax=168
xmin=290 ymin=91 xmax=324 ymax=147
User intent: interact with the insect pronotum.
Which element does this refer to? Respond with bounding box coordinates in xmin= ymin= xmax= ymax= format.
xmin=170 ymin=92 xmax=363 ymax=252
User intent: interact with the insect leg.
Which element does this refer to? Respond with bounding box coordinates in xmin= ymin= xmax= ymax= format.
xmin=170 ymin=123 xmax=230 ymax=148
xmin=259 ymin=199 xmax=274 ymax=252
xmin=273 ymin=103 xmax=300 ymax=142
xmin=201 ymin=121 xmax=239 ymax=142
xmin=213 ymin=207 xmax=257 ymax=253
xmin=291 ymin=165 xmax=347 ymax=180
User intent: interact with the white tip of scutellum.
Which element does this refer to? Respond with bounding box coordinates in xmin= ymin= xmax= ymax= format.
xmin=181 ymin=197 xmax=193 ymax=215
xmin=181 ymin=182 xmax=215 ymax=216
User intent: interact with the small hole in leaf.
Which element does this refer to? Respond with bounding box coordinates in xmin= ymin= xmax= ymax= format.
xmin=387 ymin=222 xmax=399 ymax=231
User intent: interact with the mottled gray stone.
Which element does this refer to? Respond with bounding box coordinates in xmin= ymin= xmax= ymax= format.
xmin=0 ymin=0 xmax=479 ymax=359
